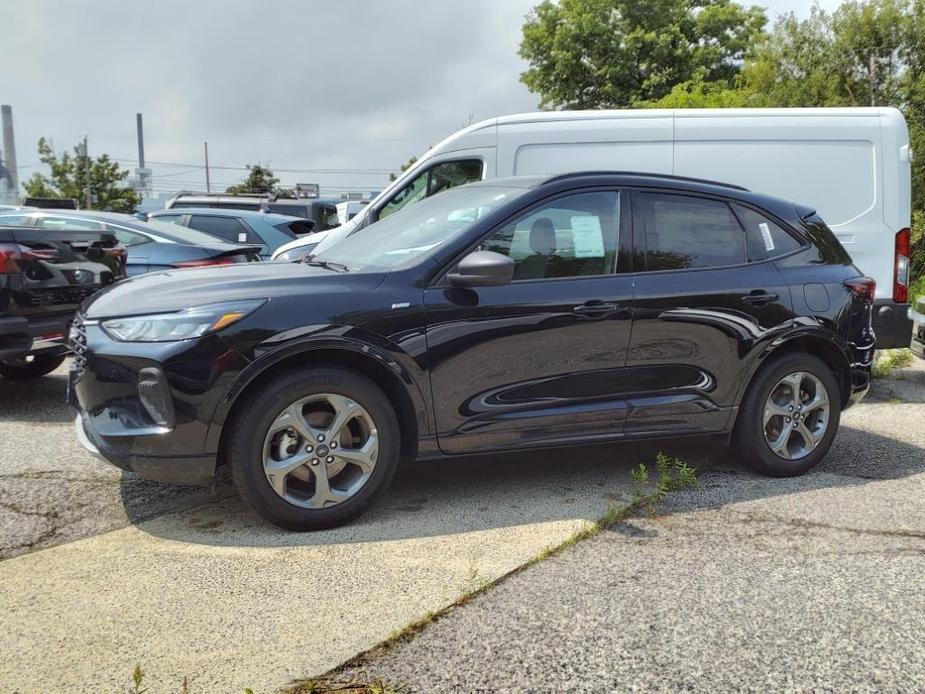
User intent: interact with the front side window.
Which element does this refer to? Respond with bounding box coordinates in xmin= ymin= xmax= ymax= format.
xmin=640 ymin=194 xmax=745 ymax=271
xmin=379 ymin=159 xmax=483 ymax=221
xmin=481 ymin=191 xmax=620 ymax=280
xmin=154 ymin=214 xmax=183 ymax=225
xmin=428 ymin=160 xmax=483 ymax=196
xmin=36 ymin=216 xmax=105 ymax=231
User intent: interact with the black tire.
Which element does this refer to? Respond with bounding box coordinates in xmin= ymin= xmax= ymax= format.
xmin=228 ymin=366 xmax=401 ymax=530
xmin=0 ymin=353 xmax=66 ymax=380
xmin=733 ymin=352 xmax=841 ymax=477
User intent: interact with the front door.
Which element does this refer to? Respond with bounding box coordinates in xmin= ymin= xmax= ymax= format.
xmin=424 ymin=189 xmax=634 ymax=454
xmin=625 ymin=190 xmax=798 ymax=436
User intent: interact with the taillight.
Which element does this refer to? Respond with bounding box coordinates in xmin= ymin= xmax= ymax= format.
xmin=172 ymin=257 xmax=236 ymax=269
xmin=0 ymin=243 xmax=21 ymax=273
xmin=894 ymin=227 xmax=910 ymax=303
xmin=844 ymin=276 xmax=877 ymax=304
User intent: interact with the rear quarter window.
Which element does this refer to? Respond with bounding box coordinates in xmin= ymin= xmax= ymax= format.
xmin=733 ymin=204 xmax=803 ymax=262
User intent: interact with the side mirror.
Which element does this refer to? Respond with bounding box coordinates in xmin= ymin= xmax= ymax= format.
xmin=448 ymin=250 xmax=514 ymax=288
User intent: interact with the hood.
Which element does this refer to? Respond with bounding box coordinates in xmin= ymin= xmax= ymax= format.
xmin=82 ymin=261 xmax=385 ymax=319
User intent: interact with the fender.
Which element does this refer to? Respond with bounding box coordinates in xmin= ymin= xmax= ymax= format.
xmin=204 ymin=323 xmax=432 ymax=454
xmin=734 ymin=319 xmax=855 ymax=407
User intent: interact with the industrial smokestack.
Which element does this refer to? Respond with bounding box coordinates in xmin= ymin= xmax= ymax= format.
xmin=1 ymin=105 xmax=19 ymax=201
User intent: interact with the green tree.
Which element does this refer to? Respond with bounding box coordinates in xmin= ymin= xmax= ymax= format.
xmin=225 ymin=164 xmax=280 ymax=194
xmin=22 ymin=137 xmax=140 ymax=213
xmin=518 ymin=0 xmax=767 ymax=109
xmin=389 ymin=156 xmax=418 ymax=182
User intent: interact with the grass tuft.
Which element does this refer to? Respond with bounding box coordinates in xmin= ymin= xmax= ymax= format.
xmin=872 ymin=348 xmax=915 ymax=378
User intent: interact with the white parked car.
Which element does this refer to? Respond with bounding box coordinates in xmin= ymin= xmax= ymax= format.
xmin=272 ymin=107 xmax=913 ymax=348
xmin=911 ymin=295 xmax=925 ymax=358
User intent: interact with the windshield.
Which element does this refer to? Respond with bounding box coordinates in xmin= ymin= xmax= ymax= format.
xmin=313 ymin=185 xmax=520 ymax=271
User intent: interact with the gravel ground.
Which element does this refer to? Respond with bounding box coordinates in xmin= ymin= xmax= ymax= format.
xmin=0 ymin=365 xmax=231 ymax=558
xmin=335 ymin=377 xmax=925 ymax=693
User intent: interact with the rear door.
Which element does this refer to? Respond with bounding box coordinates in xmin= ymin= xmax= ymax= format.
xmin=625 ymin=189 xmax=797 ymax=436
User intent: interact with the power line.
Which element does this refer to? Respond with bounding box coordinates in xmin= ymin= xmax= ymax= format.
xmin=111 ymin=158 xmax=395 ymax=174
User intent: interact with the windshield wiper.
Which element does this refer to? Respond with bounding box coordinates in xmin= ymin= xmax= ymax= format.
xmin=302 ymin=258 xmax=350 ymax=273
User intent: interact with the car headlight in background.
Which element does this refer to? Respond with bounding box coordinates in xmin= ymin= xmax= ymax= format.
xmin=101 ymin=299 xmax=266 ymax=342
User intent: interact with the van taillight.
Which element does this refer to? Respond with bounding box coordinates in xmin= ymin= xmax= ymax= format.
xmin=844 ymin=276 xmax=877 ymax=304
xmin=894 ymin=227 xmax=910 ymax=303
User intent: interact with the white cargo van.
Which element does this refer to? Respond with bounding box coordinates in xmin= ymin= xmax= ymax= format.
xmin=274 ymin=107 xmax=913 ymax=347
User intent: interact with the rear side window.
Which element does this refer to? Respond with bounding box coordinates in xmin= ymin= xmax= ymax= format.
xmin=276 ymin=220 xmax=314 ymax=236
xmin=154 ymin=214 xmax=184 ymax=225
xmin=732 ymin=204 xmax=803 ymax=262
xmin=110 ymin=229 xmax=150 ymax=247
xmin=640 ymin=194 xmax=745 ymax=271
xmin=188 ymin=215 xmax=259 ymax=244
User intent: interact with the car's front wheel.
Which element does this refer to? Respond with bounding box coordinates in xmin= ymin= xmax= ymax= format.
xmin=734 ymin=353 xmax=841 ymax=477
xmin=228 ymin=366 xmax=401 ymax=530
xmin=0 ymin=353 xmax=66 ymax=380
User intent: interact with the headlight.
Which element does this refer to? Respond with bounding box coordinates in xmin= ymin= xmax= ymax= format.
xmin=101 ymin=299 xmax=266 ymax=342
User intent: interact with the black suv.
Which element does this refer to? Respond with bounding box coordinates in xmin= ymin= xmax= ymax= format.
xmin=1 ymin=223 xmax=125 ymax=379
xmin=71 ymin=173 xmax=875 ymax=529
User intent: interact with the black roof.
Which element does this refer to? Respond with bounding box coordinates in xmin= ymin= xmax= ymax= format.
xmin=490 ymin=171 xmax=805 ymax=225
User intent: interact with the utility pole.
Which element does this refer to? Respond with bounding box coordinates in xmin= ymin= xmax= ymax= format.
xmin=1 ymin=105 xmax=19 ymax=203
xmin=79 ymin=137 xmax=92 ymax=209
xmin=135 ymin=113 xmax=151 ymax=195
xmin=204 ymin=141 xmax=211 ymax=193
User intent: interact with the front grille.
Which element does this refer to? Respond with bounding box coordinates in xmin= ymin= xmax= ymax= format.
xmin=69 ymin=315 xmax=88 ymax=377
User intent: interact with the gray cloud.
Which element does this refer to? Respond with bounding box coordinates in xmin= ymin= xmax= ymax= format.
xmin=4 ymin=0 xmax=841 ymax=196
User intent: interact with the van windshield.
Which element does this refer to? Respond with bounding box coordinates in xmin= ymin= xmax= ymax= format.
xmin=312 ymin=185 xmax=520 ymax=271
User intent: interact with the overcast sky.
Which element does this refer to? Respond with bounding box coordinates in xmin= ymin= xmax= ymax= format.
xmin=4 ymin=0 xmax=844 ymax=198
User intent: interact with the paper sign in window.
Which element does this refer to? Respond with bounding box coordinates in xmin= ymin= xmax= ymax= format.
xmin=759 ymin=222 xmax=775 ymax=252
xmin=571 ymin=216 xmax=606 ymax=258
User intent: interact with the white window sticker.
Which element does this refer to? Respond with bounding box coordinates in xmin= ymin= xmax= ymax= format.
xmin=759 ymin=222 xmax=775 ymax=252
xmin=571 ymin=215 xmax=606 ymax=258
xmin=238 ymin=232 xmax=248 ymax=244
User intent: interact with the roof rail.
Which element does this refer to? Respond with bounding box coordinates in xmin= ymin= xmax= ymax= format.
xmin=543 ymin=171 xmax=749 ymax=192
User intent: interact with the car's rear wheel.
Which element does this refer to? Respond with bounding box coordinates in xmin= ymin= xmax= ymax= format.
xmin=734 ymin=353 xmax=841 ymax=477
xmin=228 ymin=366 xmax=401 ymax=530
xmin=0 ymin=353 xmax=66 ymax=380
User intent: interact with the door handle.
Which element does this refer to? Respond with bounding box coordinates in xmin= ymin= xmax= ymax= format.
xmin=742 ymin=291 xmax=779 ymax=305
xmin=573 ymin=301 xmax=620 ymax=316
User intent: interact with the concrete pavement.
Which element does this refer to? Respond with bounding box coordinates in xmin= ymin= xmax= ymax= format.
xmin=1 ymin=365 xmax=923 ymax=692
xmin=335 ymin=396 xmax=925 ymax=692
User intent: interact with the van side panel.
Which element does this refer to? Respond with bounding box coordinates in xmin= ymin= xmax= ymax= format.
xmin=673 ymin=113 xmax=895 ymax=300
xmin=497 ymin=116 xmax=672 ymax=178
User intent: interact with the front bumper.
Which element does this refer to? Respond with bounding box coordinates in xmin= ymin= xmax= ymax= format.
xmin=0 ymin=314 xmax=70 ymax=361
xmin=75 ymin=410 xmax=216 ymax=484
xmin=69 ymin=317 xmax=244 ymax=485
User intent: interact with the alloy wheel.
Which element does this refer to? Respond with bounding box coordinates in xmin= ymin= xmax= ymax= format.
xmin=762 ymin=371 xmax=830 ymax=461
xmin=262 ymin=393 xmax=379 ymax=509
